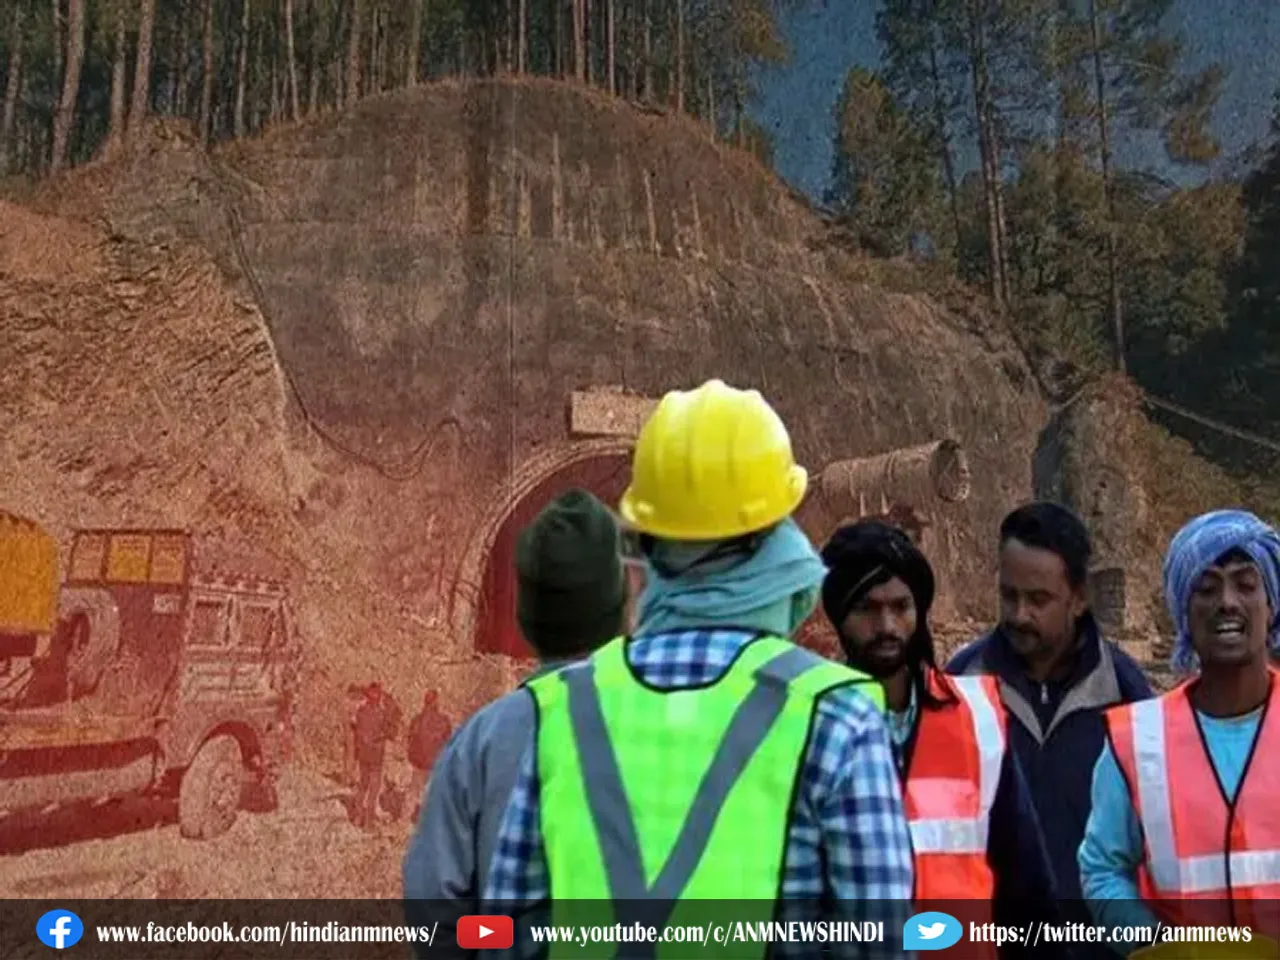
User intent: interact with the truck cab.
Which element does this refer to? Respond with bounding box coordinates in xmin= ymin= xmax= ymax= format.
xmin=0 ymin=525 xmax=297 ymax=840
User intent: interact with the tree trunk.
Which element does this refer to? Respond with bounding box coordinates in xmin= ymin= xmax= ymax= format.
xmin=550 ymin=0 xmax=558 ymax=76
xmin=675 ymin=0 xmax=686 ymax=112
xmin=331 ymin=47 xmax=344 ymax=106
xmin=51 ymin=0 xmax=62 ymax=82
xmin=928 ymin=24 xmax=962 ymax=255
xmin=284 ymin=0 xmax=300 ymax=120
xmin=378 ymin=3 xmax=390 ymax=91
xmin=642 ymin=0 xmax=652 ymax=100
xmin=129 ymin=0 xmax=158 ymax=138
xmin=307 ymin=0 xmax=323 ymax=111
xmin=346 ymin=0 xmax=365 ymax=104
xmin=734 ymin=84 xmax=744 ymax=145
xmin=628 ymin=0 xmax=639 ymax=98
xmin=605 ymin=0 xmax=614 ymax=94
xmin=967 ymin=2 xmax=1006 ymax=309
xmin=1089 ymin=0 xmax=1125 ymax=372
xmin=706 ymin=73 xmax=716 ymax=138
xmin=505 ymin=0 xmax=514 ymax=73
xmin=516 ymin=0 xmax=526 ymax=74
xmin=270 ymin=39 xmax=282 ymax=123
xmin=49 ymin=0 xmax=84 ymax=172
xmin=0 ymin=3 xmax=26 ymax=175
xmin=407 ymin=0 xmax=423 ymax=84
xmin=26 ymin=111 xmax=47 ymax=174
xmin=235 ymin=0 xmax=250 ymax=135
xmin=368 ymin=4 xmax=379 ymax=92
xmin=573 ymin=0 xmax=584 ymax=82
xmin=250 ymin=18 xmax=263 ymax=129
xmin=199 ymin=0 xmax=216 ymax=140
xmin=584 ymin=0 xmax=592 ymax=85
xmin=176 ymin=11 xmax=192 ymax=117
xmin=993 ymin=133 xmax=1011 ymax=303
xmin=103 ymin=9 xmax=128 ymax=158
xmin=732 ymin=26 xmax=743 ymax=142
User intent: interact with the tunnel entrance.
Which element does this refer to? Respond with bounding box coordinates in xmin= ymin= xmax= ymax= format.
xmin=474 ymin=453 xmax=633 ymax=659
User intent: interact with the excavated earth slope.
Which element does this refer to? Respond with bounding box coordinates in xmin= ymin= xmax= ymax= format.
xmin=3 ymin=78 xmax=1049 ymax=772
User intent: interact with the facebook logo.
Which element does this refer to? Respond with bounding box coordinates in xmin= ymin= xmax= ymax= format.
xmin=36 ymin=910 xmax=84 ymax=950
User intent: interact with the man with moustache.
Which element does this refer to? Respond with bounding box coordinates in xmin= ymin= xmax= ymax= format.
xmin=1081 ymin=510 xmax=1280 ymax=949
xmin=948 ymin=502 xmax=1152 ymax=929
xmin=821 ymin=521 xmax=1058 ymax=957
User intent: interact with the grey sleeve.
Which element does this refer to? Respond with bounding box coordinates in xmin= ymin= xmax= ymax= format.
xmin=403 ymin=730 xmax=477 ymax=959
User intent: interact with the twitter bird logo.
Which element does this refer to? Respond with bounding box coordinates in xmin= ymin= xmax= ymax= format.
xmin=903 ymin=912 xmax=963 ymax=951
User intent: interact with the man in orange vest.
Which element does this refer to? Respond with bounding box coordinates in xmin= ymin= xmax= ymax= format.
xmin=820 ymin=520 xmax=1058 ymax=956
xmin=1081 ymin=509 xmax=1280 ymax=945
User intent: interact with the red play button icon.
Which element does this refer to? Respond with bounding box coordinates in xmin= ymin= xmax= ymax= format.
xmin=457 ymin=915 xmax=514 ymax=950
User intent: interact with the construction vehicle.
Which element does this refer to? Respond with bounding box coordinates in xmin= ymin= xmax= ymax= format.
xmin=0 ymin=513 xmax=297 ymax=840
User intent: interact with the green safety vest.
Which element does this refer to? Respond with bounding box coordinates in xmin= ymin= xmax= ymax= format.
xmin=525 ymin=634 xmax=886 ymax=960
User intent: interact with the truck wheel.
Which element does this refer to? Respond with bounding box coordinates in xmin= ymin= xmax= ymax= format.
xmin=178 ymin=735 xmax=243 ymax=840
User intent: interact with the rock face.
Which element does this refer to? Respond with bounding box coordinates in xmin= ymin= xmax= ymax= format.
xmin=1031 ymin=374 xmax=1248 ymax=678
xmin=3 ymin=78 xmax=1048 ymax=769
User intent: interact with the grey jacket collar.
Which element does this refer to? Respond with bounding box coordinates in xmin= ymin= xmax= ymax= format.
xmin=956 ymin=634 xmax=1122 ymax=745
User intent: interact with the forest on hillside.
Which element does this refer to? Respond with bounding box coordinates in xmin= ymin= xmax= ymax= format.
xmin=823 ymin=0 xmax=1280 ymax=487
xmin=0 ymin=0 xmax=788 ymax=177
xmin=1 ymin=0 xmax=1278 ymax=494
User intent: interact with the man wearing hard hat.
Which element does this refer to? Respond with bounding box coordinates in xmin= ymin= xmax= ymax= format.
xmin=482 ymin=379 xmax=914 ymax=958
xmin=1080 ymin=510 xmax=1280 ymax=958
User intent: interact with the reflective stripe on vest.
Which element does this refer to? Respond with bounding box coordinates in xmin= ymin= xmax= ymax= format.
xmin=526 ymin=633 xmax=885 ymax=958
xmin=1108 ymin=672 xmax=1280 ymax=898
xmin=563 ymin=644 xmax=824 ymax=901
xmin=907 ymin=674 xmax=1005 ymax=856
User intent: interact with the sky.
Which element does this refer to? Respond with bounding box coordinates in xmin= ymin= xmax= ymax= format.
xmin=750 ymin=1 xmax=1280 ymax=203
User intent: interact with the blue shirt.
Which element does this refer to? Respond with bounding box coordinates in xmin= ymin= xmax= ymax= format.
xmin=481 ymin=628 xmax=915 ymax=959
xmin=886 ymin=683 xmax=919 ymax=752
xmin=1080 ymin=703 xmax=1264 ymax=953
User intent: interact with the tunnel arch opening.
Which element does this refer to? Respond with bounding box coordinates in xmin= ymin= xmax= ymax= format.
xmin=475 ymin=453 xmax=633 ymax=659
xmin=449 ymin=439 xmax=636 ymax=660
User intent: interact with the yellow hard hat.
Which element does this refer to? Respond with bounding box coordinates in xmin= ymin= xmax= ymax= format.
xmin=618 ymin=379 xmax=808 ymax=541
xmin=1129 ymin=935 xmax=1279 ymax=960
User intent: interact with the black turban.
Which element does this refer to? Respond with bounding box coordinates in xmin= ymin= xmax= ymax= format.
xmin=820 ymin=520 xmax=936 ymax=630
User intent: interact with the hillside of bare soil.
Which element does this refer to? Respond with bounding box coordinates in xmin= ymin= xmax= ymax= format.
xmin=3 ymin=78 xmax=1052 ymax=746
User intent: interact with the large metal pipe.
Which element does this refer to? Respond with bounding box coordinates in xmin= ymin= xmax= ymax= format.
xmin=815 ymin=438 xmax=971 ymax=519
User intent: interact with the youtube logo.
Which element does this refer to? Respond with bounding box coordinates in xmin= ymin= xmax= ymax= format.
xmin=457 ymin=915 xmax=514 ymax=950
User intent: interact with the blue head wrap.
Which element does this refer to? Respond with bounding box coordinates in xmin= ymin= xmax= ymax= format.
xmin=634 ymin=517 xmax=827 ymax=638
xmin=1162 ymin=509 xmax=1280 ymax=673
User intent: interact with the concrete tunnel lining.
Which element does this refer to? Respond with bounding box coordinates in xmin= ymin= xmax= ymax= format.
xmin=448 ymin=438 xmax=636 ymax=657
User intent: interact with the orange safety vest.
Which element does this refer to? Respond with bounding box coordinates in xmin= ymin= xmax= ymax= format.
xmin=904 ymin=669 xmax=1006 ymax=952
xmin=1105 ymin=668 xmax=1280 ymax=930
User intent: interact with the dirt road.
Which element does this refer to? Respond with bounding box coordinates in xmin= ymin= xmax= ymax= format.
xmin=0 ymin=766 xmax=410 ymax=899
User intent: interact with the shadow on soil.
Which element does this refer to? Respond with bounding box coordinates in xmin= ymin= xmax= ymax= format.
xmin=0 ymin=779 xmax=278 ymax=855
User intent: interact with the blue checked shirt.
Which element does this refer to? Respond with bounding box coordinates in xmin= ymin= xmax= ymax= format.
xmin=482 ymin=629 xmax=914 ymax=959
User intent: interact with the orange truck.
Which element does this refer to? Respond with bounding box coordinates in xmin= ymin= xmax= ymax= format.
xmin=0 ymin=512 xmax=297 ymax=840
